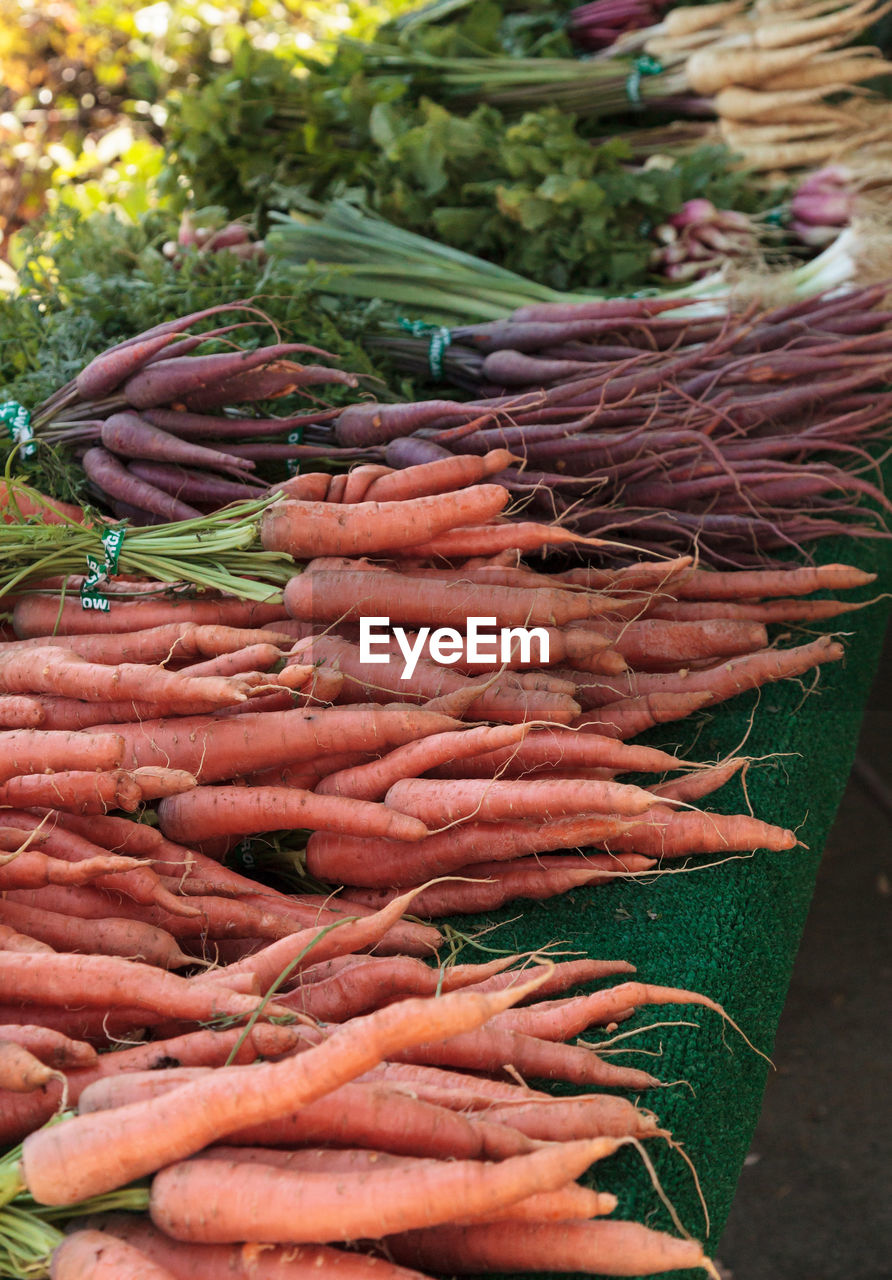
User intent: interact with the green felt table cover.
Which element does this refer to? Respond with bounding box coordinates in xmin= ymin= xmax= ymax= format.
xmin=440 ymin=531 xmax=891 ymax=1280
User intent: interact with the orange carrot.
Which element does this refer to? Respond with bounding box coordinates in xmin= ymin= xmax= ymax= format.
xmin=80 ymin=1074 xmax=536 ymax=1162
xmin=12 ymin=595 xmax=288 ymax=638
xmin=0 ymin=1024 xmax=302 ymax=1146
xmin=194 ymin=1145 xmax=614 ymax=1224
xmin=148 ymin=1137 xmax=624 ymax=1244
xmin=0 ymin=481 xmax=88 ymax=526
xmin=603 ymin=618 xmax=769 ymax=669
xmin=0 ymin=953 xmax=289 ymax=1023
xmin=180 ymin=642 xmax=284 ymax=678
xmin=384 ymin=777 xmax=664 ymax=825
xmin=484 ymin=1095 xmax=658 ymax=1142
xmin=285 ymin=570 xmax=615 ymax=628
xmin=0 ymin=730 xmax=124 ymax=783
xmin=384 ymin=1219 xmax=712 ymax=1274
xmin=364 ymin=451 xmax=518 ymax=503
xmin=20 ymin=976 xmax=547 ymax=1203
xmin=261 ymin=486 xmax=510 ymax=558
xmin=392 ymin=1027 xmax=658 ymax=1089
xmin=648 ymin=597 xmax=871 ymax=624
xmin=0 ymin=1025 xmax=97 ymax=1070
xmin=306 ymin=815 xmax=635 ymax=887
xmin=193 ymin=886 xmax=439 ymax=991
xmin=670 ymin=562 xmax=874 ymax=600
xmin=0 ymin=647 xmax=252 ymax=710
xmin=0 ymin=812 xmax=196 ymax=916
xmin=0 ymin=900 xmax=193 ymax=968
xmin=0 ymin=695 xmax=44 ymax=728
xmin=0 ymin=849 xmax=151 ymax=891
xmin=280 ymin=954 xmax=512 ymax=1021
xmin=76 ymin=1216 xmax=435 ymax=1280
xmin=157 ymin=785 xmax=428 ymax=845
xmin=0 ymin=769 xmax=143 ymax=814
xmin=570 ymin=637 xmax=844 ymax=708
xmin=332 ymin=855 xmax=647 ymax=916
xmin=340 ymin=464 xmax=396 ymax=503
xmin=287 ymin=634 xmax=580 ymax=725
xmin=315 ymin=724 xmax=529 ymax=801
xmin=0 ymin=922 xmax=54 ymax=954
xmin=556 ymin=557 xmax=693 ymax=591
xmin=425 ymin=728 xmax=688 ymax=781
xmin=653 ymin=759 xmax=745 ymax=802
xmin=0 ymin=1040 xmax=60 ymax=1092
xmin=488 ymin=980 xmax=734 ymax=1040
xmin=130 ymin=767 xmax=198 ymax=800
xmin=86 ymin=704 xmax=462 ymax=783
xmin=0 ymin=624 xmax=291 ymax=667
xmin=572 ymin=691 xmax=713 ymax=738
xmin=604 ymin=807 xmax=797 ymax=856
xmin=51 ymin=1229 xmax=179 ymax=1280
xmin=393 ymin=522 xmax=602 ymax=559
xmin=273 ymin=472 xmax=334 ymax=502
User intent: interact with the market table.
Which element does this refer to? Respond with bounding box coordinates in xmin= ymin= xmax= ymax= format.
xmin=440 ymin=529 xmax=891 ymax=1280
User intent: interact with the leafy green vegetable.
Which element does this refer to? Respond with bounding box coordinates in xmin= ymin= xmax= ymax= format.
xmin=0 ymin=206 xmax=402 ymax=499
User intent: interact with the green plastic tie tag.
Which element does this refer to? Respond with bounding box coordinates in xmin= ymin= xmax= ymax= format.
xmin=398 ymin=317 xmax=453 ymax=381
xmin=286 ymin=427 xmax=304 ymax=477
xmin=0 ymin=400 xmax=36 ymax=458
xmin=80 ymin=524 xmax=127 ymax=612
xmin=625 ymin=54 xmax=663 ymax=107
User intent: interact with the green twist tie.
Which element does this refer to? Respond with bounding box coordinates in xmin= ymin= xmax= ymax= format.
xmin=397 ymin=317 xmax=453 ymax=382
xmin=0 ymin=400 xmax=36 ymax=458
xmin=765 ymin=208 xmax=787 ymax=228
xmin=625 ymin=54 xmax=663 ymax=107
xmin=80 ymin=524 xmax=127 ymax=612
xmin=286 ymin=427 xmax=304 ymax=477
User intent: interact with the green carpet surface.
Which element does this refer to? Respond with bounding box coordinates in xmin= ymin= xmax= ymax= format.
xmin=442 ymin=531 xmax=891 ymax=1280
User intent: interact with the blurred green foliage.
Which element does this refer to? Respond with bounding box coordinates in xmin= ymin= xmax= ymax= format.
xmin=0 ymin=0 xmax=417 ymax=252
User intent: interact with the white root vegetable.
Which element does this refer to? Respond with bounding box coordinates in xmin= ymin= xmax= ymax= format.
xmin=755 ymin=0 xmax=891 ymax=48
xmin=686 ymin=36 xmax=840 ymax=94
xmin=663 ymin=0 xmax=748 ymax=37
xmin=714 ymin=83 xmax=857 ymax=119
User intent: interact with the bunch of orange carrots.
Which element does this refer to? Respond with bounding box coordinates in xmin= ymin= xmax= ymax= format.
xmin=0 ymin=453 xmax=878 ymax=1277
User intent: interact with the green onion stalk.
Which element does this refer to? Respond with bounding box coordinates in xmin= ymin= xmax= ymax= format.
xmin=0 ymin=481 xmax=294 ymax=606
xmin=265 ymin=199 xmax=863 ymax=329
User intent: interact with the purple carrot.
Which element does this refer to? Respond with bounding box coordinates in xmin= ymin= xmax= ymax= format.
xmin=211 ymin=441 xmax=372 ymax=461
xmin=143 ymin=407 xmax=341 ymax=439
xmin=127 ymin=461 xmax=267 ymax=506
xmin=75 ymin=303 xmax=274 ymax=399
xmin=181 ymin=362 xmax=359 ymax=411
xmin=335 ymin=399 xmax=508 ymax=447
xmin=122 ymin=343 xmax=347 ymax=409
xmin=99 ymin=413 xmax=257 ymax=476
xmin=81 ymin=447 xmax=201 ymax=521
xmin=507 ymin=296 xmax=695 ymax=323
xmin=482 ymin=350 xmax=611 ymax=386
xmin=384 ymin=438 xmax=453 ymax=467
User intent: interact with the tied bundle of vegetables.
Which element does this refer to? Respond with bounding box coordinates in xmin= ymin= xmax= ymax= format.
xmin=6 ymin=303 xmax=362 ymax=523
xmin=0 ymin=943 xmax=743 ymax=1279
xmin=353 ymin=283 xmax=892 ymax=564
xmin=650 ymin=198 xmax=761 ymax=282
xmin=0 ymin=455 xmax=866 ymax=906
xmin=0 ymin=484 xmax=294 ymax=602
xmin=342 ymin=0 xmax=891 ymax=128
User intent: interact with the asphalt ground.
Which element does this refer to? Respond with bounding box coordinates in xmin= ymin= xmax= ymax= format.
xmin=718 ymin=626 xmax=892 ymax=1280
